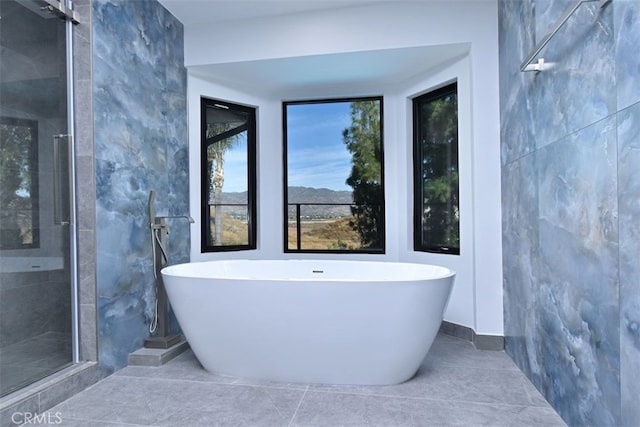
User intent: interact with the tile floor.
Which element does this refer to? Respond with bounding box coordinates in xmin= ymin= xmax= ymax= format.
xmin=46 ymin=334 xmax=566 ymax=426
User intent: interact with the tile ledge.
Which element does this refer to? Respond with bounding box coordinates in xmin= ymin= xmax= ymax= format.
xmin=127 ymin=338 xmax=189 ymax=367
xmin=439 ymin=321 xmax=505 ymax=351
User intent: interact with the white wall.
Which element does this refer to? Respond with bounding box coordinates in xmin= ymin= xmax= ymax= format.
xmin=186 ymin=1 xmax=503 ymax=336
xmin=396 ymin=57 xmax=476 ymax=331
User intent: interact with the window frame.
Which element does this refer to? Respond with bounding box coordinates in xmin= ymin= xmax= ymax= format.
xmin=412 ymin=82 xmax=460 ymax=255
xmin=200 ymin=97 xmax=257 ymax=252
xmin=283 ymin=96 xmax=386 ymax=254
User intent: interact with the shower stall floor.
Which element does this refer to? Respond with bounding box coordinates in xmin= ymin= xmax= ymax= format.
xmin=0 ymin=332 xmax=72 ymax=397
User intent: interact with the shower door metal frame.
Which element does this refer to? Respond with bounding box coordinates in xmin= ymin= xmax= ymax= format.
xmin=63 ymin=0 xmax=80 ymax=364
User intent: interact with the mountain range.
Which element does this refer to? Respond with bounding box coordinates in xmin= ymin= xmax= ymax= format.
xmin=218 ymin=186 xmax=353 ymax=218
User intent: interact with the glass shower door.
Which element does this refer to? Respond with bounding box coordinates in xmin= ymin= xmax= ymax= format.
xmin=0 ymin=0 xmax=75 ymax=396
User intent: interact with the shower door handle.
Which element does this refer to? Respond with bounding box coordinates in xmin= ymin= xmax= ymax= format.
xmin=53 ymin=134 xmax=73 ymax=226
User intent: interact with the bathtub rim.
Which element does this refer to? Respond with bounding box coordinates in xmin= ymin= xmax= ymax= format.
xmin=161 ymin=259 xmax=456 ymax=282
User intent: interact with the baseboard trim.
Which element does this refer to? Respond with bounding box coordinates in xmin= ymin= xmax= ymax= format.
xmin=439 ymin=321 xmax=504 ymax=351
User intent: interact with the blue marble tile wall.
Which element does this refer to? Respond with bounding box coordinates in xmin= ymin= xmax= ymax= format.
xmin=499 ymin=0 xmax=640 ymax=425
xmin=92 ymin=0 xmax=189 ymax=372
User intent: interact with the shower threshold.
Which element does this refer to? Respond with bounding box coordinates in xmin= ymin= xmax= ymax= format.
xmin=0 ymin=360 xmax=103 ymax=426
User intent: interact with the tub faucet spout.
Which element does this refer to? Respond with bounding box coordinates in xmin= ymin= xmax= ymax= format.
xmin=151 ymin=216 xmax=195 ymax=234
xmin=154 ymin=215 xmax=195 ymax=225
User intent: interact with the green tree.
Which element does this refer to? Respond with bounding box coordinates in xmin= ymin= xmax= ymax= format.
xmin=418 ymin=90 xmax=459 ymax=249
xmin=343 ymin=99 xmax=383 ymax=249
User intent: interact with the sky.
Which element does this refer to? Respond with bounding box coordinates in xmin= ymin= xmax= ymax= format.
xmin=218 ymin=100 xmax=354 ymax=193
xmin=285 ymin=101 xmax=353 ymax=191
xmin=217 ymin=134 xmax=247 ymax=193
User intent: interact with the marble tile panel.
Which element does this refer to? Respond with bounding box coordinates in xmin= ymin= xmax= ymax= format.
xmin=92 ymin=1 xmax=166 ymax=85
xmin=498 ymin=0 xmax=537 ymax=165
xmin=615 ymin=0 xmax=640 ymax=111
xmin=95 ymin=159 xmax=167 ymax=218
xmin=530 ymin=0 xmax=615 ymax=148
xmin=501 ymin=153 xmax=540 ymax=380
xmin=164 ymin=94 xmax=188 ymax=141
xmin=97 ymin=296 xmax=149 ymax=372
xmin=534 ymin=0 xmax=573 ymax=38
xmin=617 ymin=102 xmax=640 ymax=427
xmin=90 ymin=0 xmax=191 ymax=374
xmin=96 ymin=213 xmax=154 ymax=303
xmin=161 ymin=8 xmax=187 ymax=95
xmin=499 ymin=1 xmax=640 ymax=425
xmin=167 ymin=137 xmax=190 ymax=218
xmin=93 ymin=70 xmax=167 ymax=168
xmin=535 ymin=116 xmax=620 ymax=426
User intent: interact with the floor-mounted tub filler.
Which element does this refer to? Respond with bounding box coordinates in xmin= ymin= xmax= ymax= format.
xmin=161 ymin=259 xmax=455 ymax=385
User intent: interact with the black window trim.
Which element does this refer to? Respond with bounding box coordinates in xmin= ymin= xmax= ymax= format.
xmin=412 ymin=82 xmax=460 ymax=255
xmin=282 ymin=96 xmax=386 ymax=254
xmin=200 ymin=96 xmax=257 ymax=253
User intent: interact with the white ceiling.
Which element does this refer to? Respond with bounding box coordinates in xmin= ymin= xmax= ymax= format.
xmin=158 ymin=0 xmax=400 ymax=25
xmin=188 ymin=44 xmax=469 ymax=93
xmin=158 ymin=0 xmax=471 ymax=92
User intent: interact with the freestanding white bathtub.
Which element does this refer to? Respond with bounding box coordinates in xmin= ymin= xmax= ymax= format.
xmin=161 ymin=259 xmax=455 ymax=385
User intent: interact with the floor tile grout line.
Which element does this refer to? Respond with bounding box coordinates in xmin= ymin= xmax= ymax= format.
xmin=113 ymin=373 xmax=237 ymax=386
xmin=110 ymin=372 xmax=311 ymax=392
xmin=58 ymin=415 xmax=150 ymax=426
xmin=287 ymin=385 xmax=309 ymax=427
xmin=302 ymin=388 xmax=552 ymax=409
xmin=424 ymin=363 xmax=521 ymax=372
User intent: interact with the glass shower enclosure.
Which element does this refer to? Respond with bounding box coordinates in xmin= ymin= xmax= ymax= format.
xmin=0 ymin=0 xmax=77 ymax=397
